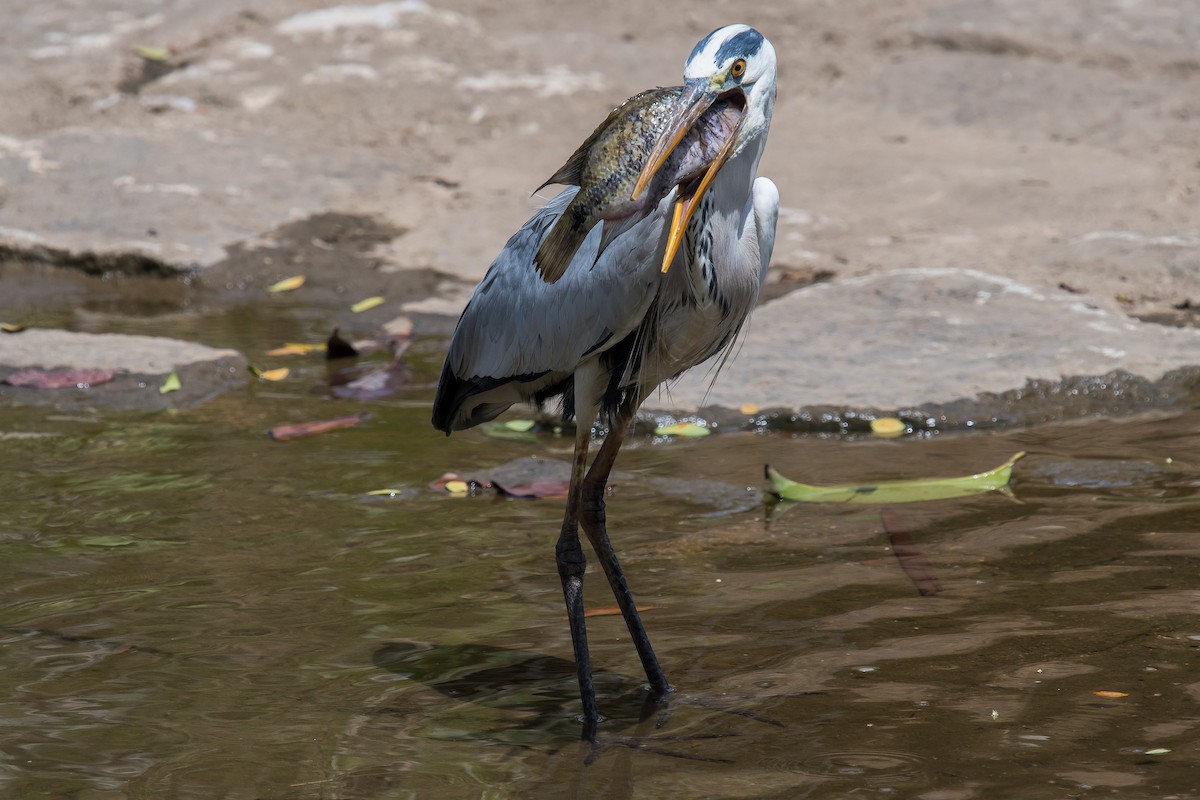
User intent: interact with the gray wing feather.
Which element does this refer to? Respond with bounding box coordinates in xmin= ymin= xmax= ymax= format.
xmin=435 ymin=187 xmax=670 ymax=430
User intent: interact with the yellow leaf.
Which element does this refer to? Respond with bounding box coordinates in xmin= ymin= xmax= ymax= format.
xmin=351 ymin=296 xmax=385 ymax=313
xmin=0 ymin=322 xmax=27 ymax=333
xmin=258 ymin=368 xmax=290 ymax=381
xmin=740 ymin=402 xmax=760 ymax=415
xmin=444 ymin=480 xmax=470 ymax=494
xmin=267 ymin=275 xmax=306 ymax=293
xmin=159 ymin=371 xmax=181 ymax=394
xmin=267 ymin=345 xmax=312 ymax=356
xmin=134 ymin=45 xmax=171 ymax=62
xmin=504 ymin=420 xmax=536 ymax=432
xmin=654 ymin=422 xmax=711 ymax=438
xmin=1093 ymin=690 xmax=1129 ymax=698
xmin=870 ymin=417 xmax=907 ymax=437
xmin=366 ymin=488 xmax=405 ymax=496
xmin=767 ymin=452 xmax=1024 ymax=504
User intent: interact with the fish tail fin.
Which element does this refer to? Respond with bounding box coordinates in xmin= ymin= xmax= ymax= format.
xmin=534 ymin=217 xmax=589 ymax=283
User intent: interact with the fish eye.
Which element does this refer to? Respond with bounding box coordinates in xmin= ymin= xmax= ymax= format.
xmin=730 ymin=58 xmax=747 ymax=79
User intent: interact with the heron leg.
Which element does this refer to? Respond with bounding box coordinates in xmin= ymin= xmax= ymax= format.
xmin=557 ymin=407 xmax=600 ymax=733
xmin=579 ymin=394 xmax=672 ymax=697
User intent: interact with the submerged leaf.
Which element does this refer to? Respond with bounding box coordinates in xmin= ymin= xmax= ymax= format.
xmin=351 ymin=296 xmax=385 ymax=313
xmin=267 ymin=275 xmax=306 ymax=293
xmin=480 ymin=420 xmax=539 ymax=443
xmin=268 ymin=412 xmax=369 ymax=441
xmin=766 ymin=452 xmax=1025 ymax=504
xmin=493 ymin=479 xmax=571 ymax=499
xmin=6 ymin=368 xmax=116 ymax=389
xmin=584 ymin=605 xmax=655 ymax=618
xmin=79 ymin=535 xmax=138 ymax=548
xmin=655 ymin=422 xmax=711 ymax=438
xmin=1093 ymin=690 xmax=1129 ymax=698
xmin=1 ymin=322 xmax=27 ymax=333
xmin=159 ymin=371 xmax=181 ymax=394
xmin=256 ymin=367 xmax=290 ymax=381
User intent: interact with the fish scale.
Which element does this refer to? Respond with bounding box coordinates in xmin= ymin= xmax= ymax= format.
xmin=534 ymin=87 xmax=742 ymax=283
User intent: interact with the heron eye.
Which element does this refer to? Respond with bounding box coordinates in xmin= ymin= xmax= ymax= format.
xmin=730 ymin=58 xmax=747 ymax=78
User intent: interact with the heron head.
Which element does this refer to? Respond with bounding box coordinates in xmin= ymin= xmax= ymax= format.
xmin=632 ymin=25 xmax=777 ymax=272
xmin=683 ymin=24 xmax=777 ymax=137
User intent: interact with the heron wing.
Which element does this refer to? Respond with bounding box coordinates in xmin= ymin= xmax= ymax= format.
xmin=433 ymin=187 xmax=669 ymax=432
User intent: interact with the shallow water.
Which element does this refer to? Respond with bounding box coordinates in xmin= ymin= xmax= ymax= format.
xmin=2 ymin=281 xmax=1200 ymax=799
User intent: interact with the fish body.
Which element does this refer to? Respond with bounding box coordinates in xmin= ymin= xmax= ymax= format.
xmin=534 ymin=87 xmax=743 ymax=282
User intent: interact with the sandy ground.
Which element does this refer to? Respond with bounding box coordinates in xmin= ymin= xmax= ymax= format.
xmin=1 ymin=0 xmax=1198 ymax=417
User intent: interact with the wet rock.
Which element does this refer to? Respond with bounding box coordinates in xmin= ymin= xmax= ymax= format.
xmin=0 ymin=328 xmax=246 ymax=411
xmin=655 ymin=269 xmax=1200 ymax=428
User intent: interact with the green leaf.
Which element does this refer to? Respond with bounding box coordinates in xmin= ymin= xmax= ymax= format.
xmin=133 ymin=45 xmax=171 ymax=62
xmin=766 ymin=451 xmax=1025 ymax=504
xmin=654 ymin=422 xmax=711 ymax=437
xmin=480 ymin=420 xmax=538 ymax=443
xmin=351 ymin=296 xmax=385 ymax=313
xmin=159 ymin=371 xmax=181 ymax=394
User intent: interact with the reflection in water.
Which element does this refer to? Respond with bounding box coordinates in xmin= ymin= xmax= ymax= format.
xmin=1 ymin=356 xmax=1200 ymax=797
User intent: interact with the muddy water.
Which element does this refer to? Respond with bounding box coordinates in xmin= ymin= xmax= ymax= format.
xmin=2 ymin=283 xmax=1200 ymax=799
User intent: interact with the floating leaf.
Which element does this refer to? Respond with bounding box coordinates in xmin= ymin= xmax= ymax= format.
xmin=870 ymin=417 xmax=907 ymax=438
xmin=740 ymin=402 xmax=760 ymax=415
xmin=133 ymin=45 xmax=171 ymax=62
xmin=351 ymin=296 xmax=385 ymax=313
xmin=268 ymin=412 xmax=368 ymax=441
xmin=1 ymin=322 xmax=26 ymax=333
xmin=159 ymin=371 xmax=181 ymax=394
xmin=505 ymin=420 xmax=536 ymax=432
xmin=429 ymin=472 xmax=491 ymax=493
xmin=366 ymin=488 xmax=406 ymax=496
xmin=766 ymin=452 xmax=1025 ymax=504
xmin=1145 ymin=748 xmax=1171 ymax=755
xmin=655 ymin=422 xmax=711 ymax=438
xmin=267 ymin=275 xmax=306 ymax=293
xmin=6 ymin=368 xmax=116 ymax=389
xmin=267 ymin=343 xmax=324 ymax=356
xmin=1093 ymin=690 xmax=1129 ymax=698
xmin=246 ymin=367 xmax=288 ymax=383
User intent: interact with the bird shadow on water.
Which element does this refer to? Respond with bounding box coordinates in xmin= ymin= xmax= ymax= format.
xmin=370 ymin=641 xmax=786 ymax=766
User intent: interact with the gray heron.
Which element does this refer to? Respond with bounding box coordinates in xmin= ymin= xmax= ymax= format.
xmin=432 ymin=24 xmax=778 ymax=735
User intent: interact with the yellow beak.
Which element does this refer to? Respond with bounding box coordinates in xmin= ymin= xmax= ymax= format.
xmin=629 ymin=82 xmax=745 ymax=274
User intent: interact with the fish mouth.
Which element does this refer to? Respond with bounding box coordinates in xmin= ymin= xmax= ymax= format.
xmin=631 ymin=85 xmax=749 ymax=274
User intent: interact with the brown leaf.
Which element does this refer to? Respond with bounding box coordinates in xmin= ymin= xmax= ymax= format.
xmin=268 ymin=412 xmax=369 ymax=441
xmin=5 ymin=368 xmax=117 ymax=389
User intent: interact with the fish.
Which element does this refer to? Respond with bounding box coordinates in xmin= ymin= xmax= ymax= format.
xmin=533 ymin=86 xmax=744 ymax=283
